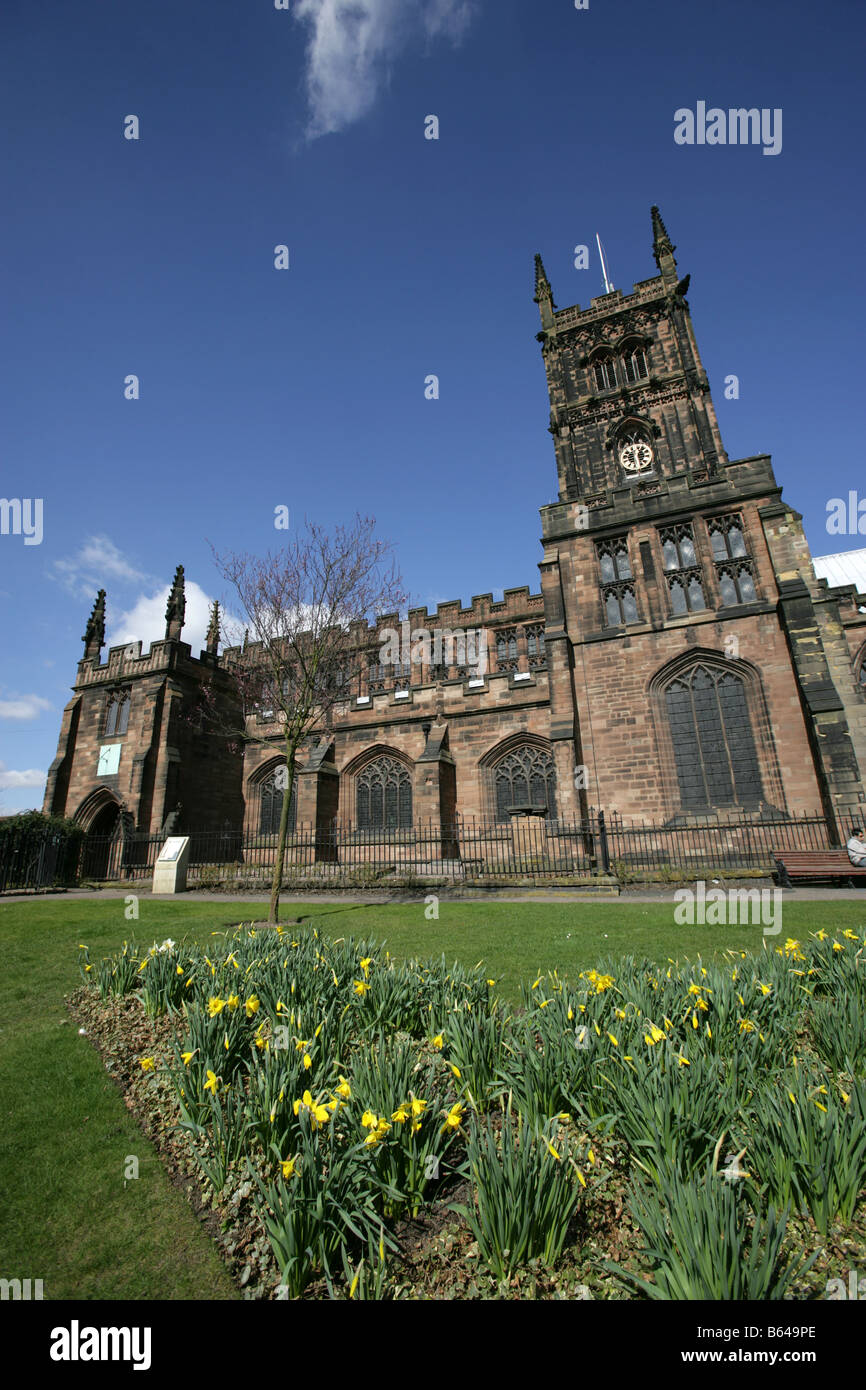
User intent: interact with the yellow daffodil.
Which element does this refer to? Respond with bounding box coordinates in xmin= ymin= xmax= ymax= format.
xmin=545 ymin=1140 xmax=561 ymax=1161
xmin=391 ymin=1104 xmax=410 ymax=1124
xmin=303 ymin=1053 xmax=312 ymax=1070
xmin=833 ymin=941 xmax=844 ymax=952
xmin=140 ymin=1057 xmax=155 ymax=1072
xmin=181 ymin=1050 xmax=195 ymax=1066
xmin=410 ymin=1097 xmax=427 ymax=1117
xmin=431 ymin=1034 xmax=445 ymax=1050
xmin=814 ymin=929 xmax=828 ymax=941
xmin=575 ymin=1168 xmax=586 ymax=1188
xmin=204 ymin=1069 xmax=219 ymax=1094
xmin=176 ymin=965 xmax=184 ymax=976
xmin=757 ymin=982 xmax=772 ymax=996
xmin=361 ymin=1110 xmax=377 ymax=1130
xmin=606 ymin=1032 xmax=619 ymax=1047
xmin=359 ymin=957 xmax=373 ymax=979
xmin=245 ymin=995 xmax=260 ymax=1017
xmin=293 ymin=1090 xmax=331 ymax=1129
xmin=440 ymin=1102 xmax=465 ymax=1134
xmin=281 ymin=1156 xmax=299 ymax=1180
xmin=450 ymin=1064 xmax=461 ymax=1079
xmin=677 ymin=1055 xmax=690 ymax=1067
xmin=842 ymin=929 xmax=859 ymax=941
xmin=644 ymin=1024 xmax=665 ymax=1046
xmin=739 ymin=1019 xmax=757 ymax=1034
xmin=353 ymin=980 xmax=371 ymax=997
xmin=226 ymin=994 xmax=240 ymax=1011
xmin=207 ymin=996 xmax=225 ymax=1018
xmin=335 ymin=1077 xmax=352 ymax=1100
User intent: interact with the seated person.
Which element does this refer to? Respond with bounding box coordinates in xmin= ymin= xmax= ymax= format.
xmin=846 ymin=825 xmax=866 ymax=867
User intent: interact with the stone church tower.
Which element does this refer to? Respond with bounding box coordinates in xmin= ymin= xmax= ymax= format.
xmin=534 ymin=207 xmax=865 ymax=833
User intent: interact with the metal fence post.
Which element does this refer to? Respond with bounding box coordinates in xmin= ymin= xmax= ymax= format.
xmin=597 ymin=810 xmax=611 ymax=874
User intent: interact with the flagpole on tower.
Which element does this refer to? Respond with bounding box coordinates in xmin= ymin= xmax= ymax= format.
xmin=596 ymin=233 xmax=614 ymax=293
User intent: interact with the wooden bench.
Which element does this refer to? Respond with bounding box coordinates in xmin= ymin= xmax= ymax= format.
xmin=774 ymin=850 xmax=866 ymax=888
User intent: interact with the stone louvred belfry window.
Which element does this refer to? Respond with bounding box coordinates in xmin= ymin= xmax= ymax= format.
xmin=659 ymin=524 xmax=706 ymax=615
xmin=496 ymin=628 xmax=518 ymax=672
xmin=259 ymin=768 xmax=297 ymax=836
xmin=367 ymin=653 xmax=388 ymax=693
xmin=104 ymin=689 xmax=130 ymax=737
xmin=356 ymin=755 xmax=413 ymax=830
xmin=526 ymin=624 xmax=546 ymax=667
xmin=664 ymin=664 xmax=763 ymax=812
xmin=707 ymin=515 xmax=758 ymax=606
xmin=621 ymin=341 xmax=649 ymax=383
xmin=492 ymin=745 xmax=557 ymax=822
xmin=597 ymin=537 xmax=639 ymax=626
xmin=592 ymin=352 xmax=617 ymax=392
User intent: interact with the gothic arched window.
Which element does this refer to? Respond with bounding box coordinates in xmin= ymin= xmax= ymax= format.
xmin=259 ymin=767 xmax=297 ymax=836
xmin=105 ymin=690 xmax=130 ymax=737
xmin=496 ymin=628 xmax=518 ymax=671
xmin=664 ymin=665 xmax=763 ymax=812
xmin=621 ymin=342 xmax=649 ymax=383
xmin=492 ymin=744 xmax=557 ymax=822
xmin=592 ymin=353 xmax=617 ymax=392
xmin=526 ymin=625 xmax=546 ymax=666
xmin=356 ymin=755 xmax=413 ymax=830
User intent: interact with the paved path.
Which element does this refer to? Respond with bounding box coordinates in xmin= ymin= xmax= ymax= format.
xmin=2 ymin=886 xmax=865 ymax=906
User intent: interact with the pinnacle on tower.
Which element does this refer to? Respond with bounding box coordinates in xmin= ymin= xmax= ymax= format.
xmin=534 ymin=253 xmax=552 ymax=303
xmin=651 ymin=205 xmax=678 ymax=283
xmin=82 ymin=589 xmax=106 ymax=661
xmin=164 ymin=565 xmax=186 ymax=641
xmin=205 ymin=600 xmax=220 ymax=657
xmin=533 ymin=253 xmax=556 ymax=329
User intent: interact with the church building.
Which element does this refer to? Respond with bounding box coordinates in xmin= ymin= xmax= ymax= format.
xmin=43 ymin=208 xmax=866 ymax=846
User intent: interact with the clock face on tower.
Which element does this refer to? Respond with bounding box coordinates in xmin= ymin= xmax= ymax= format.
xmin=619 ymin=438 xmax=654 ymax=473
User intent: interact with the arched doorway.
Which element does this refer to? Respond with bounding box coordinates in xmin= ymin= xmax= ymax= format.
xmin=76 ymin=791 xmax=122 ymax=879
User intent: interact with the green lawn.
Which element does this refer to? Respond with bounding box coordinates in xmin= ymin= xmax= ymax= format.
xmin=2 ymin=893 xmax=863 ymax=1300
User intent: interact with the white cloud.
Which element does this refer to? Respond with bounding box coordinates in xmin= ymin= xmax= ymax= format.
xmin=108 ymin=580 xmax=215 ymax=656
xmin=0 ymin=694 xmax=53 ymax=720
xmin=52 ymin=535 xmax=148 ymax=597
xmin=0 ymin=762 xmax=46 ymax=790
xmin=293 ymin=0 xmax=476 ymax=138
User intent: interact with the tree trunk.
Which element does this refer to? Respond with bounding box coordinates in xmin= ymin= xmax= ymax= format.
xmin=268 ymin=743 xmax=296 ymax=924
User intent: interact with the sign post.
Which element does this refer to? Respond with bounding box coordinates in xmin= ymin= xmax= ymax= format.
xmin=152 ymin=836 xmax=190 ymax=895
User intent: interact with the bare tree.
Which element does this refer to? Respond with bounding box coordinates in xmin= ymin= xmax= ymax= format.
xmin=208 ymin=515 xmax=406 ymax=923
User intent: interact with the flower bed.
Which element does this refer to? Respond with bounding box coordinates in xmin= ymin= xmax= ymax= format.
xmin=70 ymin=925 xmax=866 ymax=1299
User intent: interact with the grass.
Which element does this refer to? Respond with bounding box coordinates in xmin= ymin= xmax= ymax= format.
xmin=1 ymin=893 xmax=864 ymax=1300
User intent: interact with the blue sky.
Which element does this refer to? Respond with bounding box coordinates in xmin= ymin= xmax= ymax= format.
xmin=1 ymin=0 xmax=865 ymax=811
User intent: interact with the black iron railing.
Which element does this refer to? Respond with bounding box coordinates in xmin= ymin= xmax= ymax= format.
xmin=36 ymin=807 xmax=861 ymax=886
